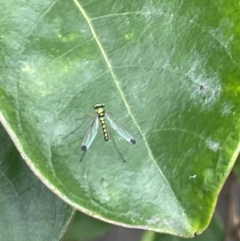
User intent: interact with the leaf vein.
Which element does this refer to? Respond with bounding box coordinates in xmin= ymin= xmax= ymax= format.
xmin=73 ymin=0 xmax=189 ymax=221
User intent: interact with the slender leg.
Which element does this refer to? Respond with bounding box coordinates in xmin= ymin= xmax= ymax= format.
xmin=63 ymin=115 xmax=90 ymax=140
xmin=80 ymin=150 xmax=87 ymax=162
xmin=108 ymin=127 xmax=126 ymax=163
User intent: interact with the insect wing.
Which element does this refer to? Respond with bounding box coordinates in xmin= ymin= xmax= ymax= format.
xmin=81 ymin=116 xmax=99 ymax=151
xmin=106 ymin=113 xmax=136 ymax=144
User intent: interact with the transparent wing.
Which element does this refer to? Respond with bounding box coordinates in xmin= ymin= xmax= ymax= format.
xmin=105 ymin=113 xmax=136 ymax=144
xmin=81 ymin=116 xmax=99 ymax=151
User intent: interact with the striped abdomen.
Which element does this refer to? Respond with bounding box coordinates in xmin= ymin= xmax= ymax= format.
xmin=99 ymin=117 xmax=109 ymax=141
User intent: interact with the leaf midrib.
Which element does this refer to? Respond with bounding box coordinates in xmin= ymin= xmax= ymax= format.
xmin=72 ymin=0 xmax=189 ymax=222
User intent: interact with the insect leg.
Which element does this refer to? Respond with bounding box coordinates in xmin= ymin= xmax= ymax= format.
xmin=108 ymin=127 xmax=126 ymax=163
xmin=63 ymin=115 xmax=90 ymax=140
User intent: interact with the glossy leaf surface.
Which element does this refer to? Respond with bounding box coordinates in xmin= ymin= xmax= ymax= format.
xmin=0 ymin=0 xmax=240 ymax=237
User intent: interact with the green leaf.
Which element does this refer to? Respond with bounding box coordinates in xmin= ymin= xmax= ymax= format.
xmin=141 ymin=214 xmax=224 ymax=241
xmin=63 ymin=212 xmax=110 ymax=241
xmin=0 ymin=124 xmax=74 ymax=241
xmin=0 ymin=0 xmax=239 ymax=237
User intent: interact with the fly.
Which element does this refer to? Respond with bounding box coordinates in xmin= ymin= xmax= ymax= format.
xmin=79 ymin=103 xmax=136 ymax=162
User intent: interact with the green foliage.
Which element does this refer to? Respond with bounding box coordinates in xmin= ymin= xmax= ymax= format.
xmin=0 ymin=124 xmax=73 ymax=241
xmin=63 ymin=212 xmax=110 ymax=241
xmin=141 ymin=215 xmax=224 ymax=241
xmin=0 ymin=0 xmax=239 ymax=239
